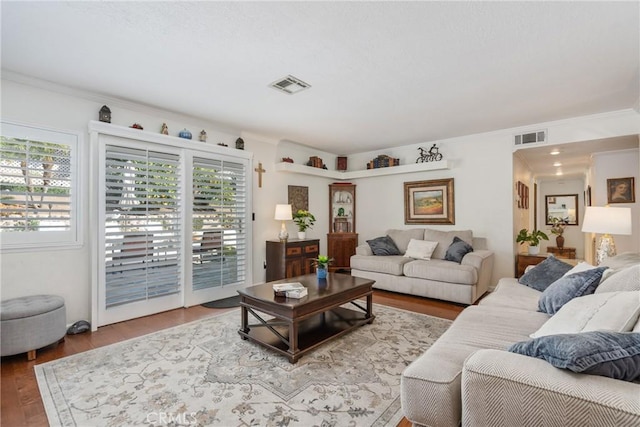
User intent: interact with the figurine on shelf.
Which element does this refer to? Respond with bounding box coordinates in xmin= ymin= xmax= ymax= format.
xmin=199 ymin=130 xmax=207 ymax=142
xmin=235 ymin=138 xmax=245 ymax=150
xmin=282 ymin=157 xmax=294 ymax=163
xmin=217 ymin=142 xmax=228 ymax=147
xmin=160 ymin=123 xmax=169 ymax=135
xmin=99 ymin=105 xmax=111 ymax=123
xmin=130 ymin=123 xmax=143 ymax=130
xmin=178 ymin=129 xmax=192 ymax=139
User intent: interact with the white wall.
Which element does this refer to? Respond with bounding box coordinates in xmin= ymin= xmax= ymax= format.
xmin=2 ymin=76 xmax=639 ymax=325
xmin=591 ymin=148 xmax=640 ymax=255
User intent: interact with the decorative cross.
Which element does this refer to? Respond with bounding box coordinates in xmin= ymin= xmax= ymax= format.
xmin=254 ymin=162 xmax=266 ymax=188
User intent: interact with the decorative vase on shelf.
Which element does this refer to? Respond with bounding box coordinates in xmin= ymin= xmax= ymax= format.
xmin=556 ymin=235 xmax=565 ymax=249
xmin=297 ymin=231 xmax=306 ymax=240
xmin=316 ymin=266 xmax=327 ymax=279
xmin=528 ymin=245 xmax=540 ymax=255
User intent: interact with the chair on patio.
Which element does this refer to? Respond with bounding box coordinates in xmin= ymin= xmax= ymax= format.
xmin=194 ymin=230 xmax=223 ymax=263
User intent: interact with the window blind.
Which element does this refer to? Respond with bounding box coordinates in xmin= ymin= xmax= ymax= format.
xmin=104 ymin=146 xmax=181 ymax=308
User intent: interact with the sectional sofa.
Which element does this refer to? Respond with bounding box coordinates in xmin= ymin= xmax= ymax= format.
xmin=401 ymin=253 xmax=640 ymax=427
xmin=350 ymin=228 xmax=494 ymax=304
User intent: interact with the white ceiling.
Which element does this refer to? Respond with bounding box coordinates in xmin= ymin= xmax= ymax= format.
xmin=2 ymin=1 xmax=639 ymax=159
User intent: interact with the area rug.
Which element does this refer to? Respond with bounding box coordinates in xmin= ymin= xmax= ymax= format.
xmin=201 ymin=295 xmax=241 ymax=308
xmin=35 ymin=304 xmax=451 ymax=427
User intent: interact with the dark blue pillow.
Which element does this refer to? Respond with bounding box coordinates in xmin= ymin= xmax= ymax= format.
xmin=518 ymin=256 xmax=573 ymax=292
xmin=538 ymin=267 xmax=608 ymax=315
xmin=366 ymin=235 xmax=401 ymax=256
xmin=508 ymin=331 xmax=640 ymax=381
xmin=444 ymin=236 xmax=473 ymax=263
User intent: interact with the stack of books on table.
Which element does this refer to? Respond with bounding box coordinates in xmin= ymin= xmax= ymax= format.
xmin=273 ymin=282 xmax=308 ymax=299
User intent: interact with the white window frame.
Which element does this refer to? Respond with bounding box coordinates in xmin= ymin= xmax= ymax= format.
xmin=0 ymin=120 xmax=82 ymax=252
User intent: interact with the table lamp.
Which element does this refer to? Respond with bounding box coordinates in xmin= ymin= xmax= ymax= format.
xmin=274 ymin=204 xmax=292 ymax=242
xmin=581 ymin=206 xmax=632 ymax=264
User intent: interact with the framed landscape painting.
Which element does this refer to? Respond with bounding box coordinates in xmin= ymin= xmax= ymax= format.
xmin=404 ymin=178 xmax=455 ymax=224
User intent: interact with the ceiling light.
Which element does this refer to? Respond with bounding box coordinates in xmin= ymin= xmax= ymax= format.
xmin=550 ymin=149 xmax=560 ymax=155
xmin=556 ymin=170 xmax=563 ymax=176
xmin=269 ymin=75 xmax=311 ymax=95
xmin=553 ymin=162 xmax=562 ymax=167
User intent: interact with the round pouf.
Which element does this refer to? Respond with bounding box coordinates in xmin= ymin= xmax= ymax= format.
xmin=1 ymin=295 xmax=66 ymax=360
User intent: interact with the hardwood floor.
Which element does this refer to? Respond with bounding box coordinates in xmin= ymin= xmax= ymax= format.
xmin=1 ymin=290 xmax=465 ymax=427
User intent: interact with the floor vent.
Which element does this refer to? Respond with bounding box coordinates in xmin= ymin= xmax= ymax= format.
xmin=270 ymin=75 xmax=311 ymax=95
xmin=514 ymin=130 xmax=547 ymax=146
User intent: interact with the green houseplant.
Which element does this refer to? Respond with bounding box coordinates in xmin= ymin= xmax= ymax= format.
xmin=516 ymin=228 xmax=549 ymax=255
xmin=313 ymin=255 xmax=333 ymax=279
xmin=292 ymin=209 xmax=316 ymax=238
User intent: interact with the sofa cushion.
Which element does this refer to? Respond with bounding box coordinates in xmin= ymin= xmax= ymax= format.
xmin=479 ymin=278 xmax=541 ymax=312
xmin=531 ymin=291 xmax=640 ymax=338
xmin=349 ymin=255 xmax=410 ymax=276
xmin=366 ymin=235 xmax=401 ymax=256
xmin=518 ymin=256 xmax=573 ymax=292
xmin=404 ymin=239 xmax=438 ymax=260
xmin=509 ymin=331 xmax=640 ymax=381
xmin=538 ymin=267 xmax=607 ymax=315
xmin=596 ymin=264 xmax=640 ymax=294
xmin=444 ymin=236 xmax=474 ymax=263
xmin=386 ymin=228 xmax=425 ymax=253
xmin=424 ymin=229 xmax=473 ymax=260
xmin=403 ymin=259 xmax=478 ymax=285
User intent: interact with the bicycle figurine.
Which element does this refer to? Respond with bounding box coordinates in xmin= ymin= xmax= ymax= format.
xmin=416 ymin=144 xmax=443 ymax=163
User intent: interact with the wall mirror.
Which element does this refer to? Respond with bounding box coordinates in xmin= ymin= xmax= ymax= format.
xmin=545 ymin=194 xmax=579 ymax=225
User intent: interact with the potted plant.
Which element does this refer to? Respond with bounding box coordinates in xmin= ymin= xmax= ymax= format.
xmin=292 ymin=209 xmax=316 ymax=239
xmin=549 ymin=217 xmax=567 ymax=249
xmin=313 ymin=255 xmax=333 ymax=279
xmin=516 ymin=228 xmax=549 ymax=255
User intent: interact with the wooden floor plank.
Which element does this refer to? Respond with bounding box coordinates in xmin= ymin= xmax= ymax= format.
xmin=1 ymin=291 xmax=464 ymax=427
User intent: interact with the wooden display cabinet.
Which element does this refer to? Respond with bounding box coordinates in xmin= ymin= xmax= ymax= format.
xmin=328 ymin=183 xmax=358 ymax=271
xmin=266 ymin=239 xmax=319 ymax=281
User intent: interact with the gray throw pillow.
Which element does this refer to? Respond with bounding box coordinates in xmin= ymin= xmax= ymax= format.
xmin=366 ymin=235 xmax=401 ymax=256
xmin=518 ymin=256 xmax=573 ymax=292
xmin=538 ymin=267 xmax=608 ymax=315
xmin=444 ymin=236 xmax=473 ymax=263
xmin=508 ymin=331 xmax=640 ymax=382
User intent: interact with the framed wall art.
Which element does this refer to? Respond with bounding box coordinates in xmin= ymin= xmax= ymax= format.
xmin=288 ymin=185 xmax=309 ymax=214
xmin=607 ymin=177 xmax=635 ymax=204
xmin=404 ymin=178 xmax=455 ymax=224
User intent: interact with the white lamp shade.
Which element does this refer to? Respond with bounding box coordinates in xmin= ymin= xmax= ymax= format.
xmin=582 ymin=206 xmax=632 ymax=235
xmin=274 ymin=204 xmax=292 ymax=221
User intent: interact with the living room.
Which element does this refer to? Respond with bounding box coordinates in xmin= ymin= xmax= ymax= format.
xmin=1 ymin=2 xmax=639 ymax=426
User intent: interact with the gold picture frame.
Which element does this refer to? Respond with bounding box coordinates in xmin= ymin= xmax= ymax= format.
xmin=404 ymin=178 xmax=455 ymax=224
xmin=607 ymin=177 xmax=635 ymax=204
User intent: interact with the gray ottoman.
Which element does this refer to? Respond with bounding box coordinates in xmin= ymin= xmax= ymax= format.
xmin=1 ymin=295 xmax=66 ymax=360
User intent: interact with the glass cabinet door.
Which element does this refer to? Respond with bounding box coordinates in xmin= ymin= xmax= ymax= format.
xmin=329 ymin=184 xmax=356 ymax=233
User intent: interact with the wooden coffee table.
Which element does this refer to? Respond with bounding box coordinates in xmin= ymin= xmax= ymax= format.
xmin=237 ymin=273 xmax=375 ymax=363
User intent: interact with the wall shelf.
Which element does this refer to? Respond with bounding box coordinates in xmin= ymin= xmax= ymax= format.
xmin=275 ymin=160 xmax=449 ymax=180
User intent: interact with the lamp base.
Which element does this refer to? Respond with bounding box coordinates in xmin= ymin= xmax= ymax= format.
xmin=595 ymin=234 xmax=616 ymax=265
xmin=278 ymin=221 xmax=289 ymax=242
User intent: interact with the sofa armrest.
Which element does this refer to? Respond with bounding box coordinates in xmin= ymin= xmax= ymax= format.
xmin=462 ymin=349 xmax=640 ymax=426
xmin=461 ymin=250 xmax=493 ymax=299
xmin=355 ymin=244 xmax=373 ymax=256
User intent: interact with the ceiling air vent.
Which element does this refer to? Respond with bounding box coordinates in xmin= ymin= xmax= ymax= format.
xmin=269 ymin=75 xmax=311 ymax=95
xmin=514 ymin=130 xmax=547 ymax=146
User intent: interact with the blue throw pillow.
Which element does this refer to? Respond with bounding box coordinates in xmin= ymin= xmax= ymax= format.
xmin=508 ymin=331 xmax=640 ymax=381
xmin=518 ymin=256 xmax=573 ymax=292
xmin=366 ymin=235 xmax=401 ymax=256
xmin=444 ymin=236 xmax=473 ymax=263
xmin=538 ymin=267 xmax=607 ymax=315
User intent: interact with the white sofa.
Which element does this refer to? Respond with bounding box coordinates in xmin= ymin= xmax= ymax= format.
xmin=350 ymin=228 xmax=494 ymax=304
xmin=401 ymin=254 xmax=640 ymax=427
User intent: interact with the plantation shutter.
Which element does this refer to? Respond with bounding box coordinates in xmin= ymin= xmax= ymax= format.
xmin=192 ymin=157 xmax=247 ymax=290
xmin=104 ymin=146 xmax=182 ymax=308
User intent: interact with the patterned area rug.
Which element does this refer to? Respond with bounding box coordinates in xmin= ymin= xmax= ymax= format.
xmin=35 ymin=304 xmax=451 ymax=426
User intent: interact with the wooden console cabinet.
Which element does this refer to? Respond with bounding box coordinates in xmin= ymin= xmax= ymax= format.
xmin=266 ymin=239 xmax=319 ymax=281
xmin=328 ymin=184 xmax=357 ymax=271
xmin=546 ymin=246 xmax=576 ymax=259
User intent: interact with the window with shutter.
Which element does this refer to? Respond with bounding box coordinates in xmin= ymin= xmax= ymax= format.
xmin=0 ymin=121 xmax=80 ymax=250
